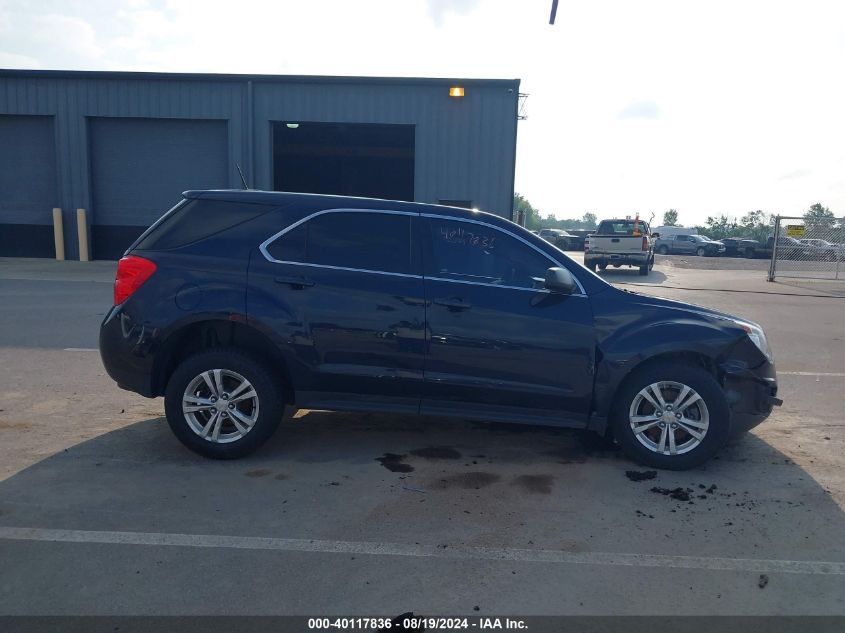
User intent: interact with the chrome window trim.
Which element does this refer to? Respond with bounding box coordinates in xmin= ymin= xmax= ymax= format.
xmin=262 ymin=259 xmax=422 ymax=279
xmin=421 ymin=213 xmax=587 ymax=296
xmin=259 ymin=208 xmax=587 ymax=295
xmin=426 ymin=276 xmax=553 ymax=294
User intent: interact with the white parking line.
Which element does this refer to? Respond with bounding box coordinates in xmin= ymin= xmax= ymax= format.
xmin=781 ymin=371 xmax=845 ymax=377
xmin=63 ymin=348 xmax=98 ymax=352
xmin=1 ymin=526 xmax=843 ymax=576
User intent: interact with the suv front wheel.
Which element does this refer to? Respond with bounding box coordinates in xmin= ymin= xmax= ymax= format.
xmin=610 ymin=362 xmax=730 ymax=470
xmin=164 ymin=349 xmax=285 ymax=459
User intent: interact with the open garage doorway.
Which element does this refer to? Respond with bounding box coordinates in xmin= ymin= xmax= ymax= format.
xmin=273 ymin=122 xmax=414 ymax=201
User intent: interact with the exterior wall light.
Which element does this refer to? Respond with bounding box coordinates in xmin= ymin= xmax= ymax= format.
xmin=286 ymin=123 xmax=299 ymax=129
xmin=449 ymin=86 xmax=465 ymax=98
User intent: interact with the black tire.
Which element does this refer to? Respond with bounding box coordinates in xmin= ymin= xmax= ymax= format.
xmin=164 ymin=348 xmax=285 ymax=459
xmin=696 ymin=247 xmax=706 ymax=257
xmin=587 ymin=262 xmax=598 ymax=272
xmin=657 ymin=245 xmax=669 ymax=255
xmin=598 ymin=263 xmax=608 ymax=271
xmin=744 ymin=248 xmax=755 ymax=259
xmin=609 ymin=362 xmax=730 ymax=470
xmin=638 ymin=260 xmax=650 ymax=275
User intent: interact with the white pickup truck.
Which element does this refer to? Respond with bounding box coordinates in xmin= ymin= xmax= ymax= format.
xmin=584 ymin=219 xmax=656 ymax=276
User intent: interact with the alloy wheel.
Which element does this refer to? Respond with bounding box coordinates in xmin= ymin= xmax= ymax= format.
xmin=182 ymin=369 xmax=260 ymax=443
xmin=628 ymin=381 xmax=709 ymax=455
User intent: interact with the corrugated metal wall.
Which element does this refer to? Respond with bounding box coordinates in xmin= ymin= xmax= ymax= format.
xmin=0 ymin=71 xmax=519 ymax=260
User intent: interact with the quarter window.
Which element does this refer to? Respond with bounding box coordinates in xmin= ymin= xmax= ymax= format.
xmin=425 ymin=218 xmax=553 ymax=289
xmin=266 ymin=211 xmax=411 ymax=275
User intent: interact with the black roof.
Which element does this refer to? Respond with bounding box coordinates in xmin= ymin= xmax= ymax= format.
xmin=183 ymin=189 xmax=511 ymax=226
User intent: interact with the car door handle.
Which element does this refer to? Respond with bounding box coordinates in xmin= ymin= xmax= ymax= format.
xmin=274 ymin=275 xmax=315 ymax=289
xmin=611 ymin=238 xmax=620 ymax=243
xmin=434 ymin=297 xmax=472 ymax=311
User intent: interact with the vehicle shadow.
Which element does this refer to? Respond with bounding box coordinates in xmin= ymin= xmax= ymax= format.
xmin=596 ymin=267 xmax=669 ymax=285
xmin=0 ymin=410 xmax=842 ymax=572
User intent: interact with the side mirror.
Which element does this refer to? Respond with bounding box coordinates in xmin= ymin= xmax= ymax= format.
xmin=544 ymin=267 xmax=577 ymax=294
xmin=652 ymin=232 xmax=661 ymax=238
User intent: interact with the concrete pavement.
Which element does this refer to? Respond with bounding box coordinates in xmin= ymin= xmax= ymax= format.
xmin=0 ymin=256 xmax=843 ymax=616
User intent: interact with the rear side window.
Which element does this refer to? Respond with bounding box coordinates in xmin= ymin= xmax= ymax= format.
xmin=266 ymin=211 xmax=411 ymax=275
xmin=134 ymin=199 xmax=269 ymax=251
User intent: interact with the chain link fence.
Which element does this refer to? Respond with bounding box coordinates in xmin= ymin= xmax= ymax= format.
xmin=768 ymin=215 xmax=845 ymax=280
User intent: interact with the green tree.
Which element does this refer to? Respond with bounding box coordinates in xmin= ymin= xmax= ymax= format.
xmin=804 ymin=203 xmax=835 ymax=233
xmin=738 ymin=210 xmax=773 ymax=242
xmin=513 ymin=192 xmax=542 ymax=229
xmin=702 ymin=215 xmax=739 ymax=241
xmin=662 ymin=209 xmax=679 ymax=226
xmin=513 ymin=194 xmax=600 ymax=231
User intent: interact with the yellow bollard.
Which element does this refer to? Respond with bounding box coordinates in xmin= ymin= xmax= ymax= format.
xmin=52 ymin=207 xmax=65 ymax=260
xmin=76 ymin=208 xmax=89 ymax=261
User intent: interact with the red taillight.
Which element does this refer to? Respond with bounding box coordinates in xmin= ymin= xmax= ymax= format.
xmin=642 ymin=236 xmax=649 ymax=251
xmin=114 ymin=255 xmax=157 ymax=305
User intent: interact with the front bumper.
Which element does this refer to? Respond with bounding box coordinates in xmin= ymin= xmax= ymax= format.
xmin=721 ymin=356 xmax=780 ymax=435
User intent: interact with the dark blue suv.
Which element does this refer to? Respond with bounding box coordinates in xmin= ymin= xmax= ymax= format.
xmin=100 ymin=191 xmax=780 ymax=469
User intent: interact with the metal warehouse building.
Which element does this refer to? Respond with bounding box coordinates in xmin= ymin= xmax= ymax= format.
xmin=0 ymin=69 xmax=520 ymax=260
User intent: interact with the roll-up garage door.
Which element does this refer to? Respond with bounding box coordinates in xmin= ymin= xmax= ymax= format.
xmin=0 ymin=115 xmax=57 ymax=257
xmin=89 ymin=118 xmax=228 ymax=259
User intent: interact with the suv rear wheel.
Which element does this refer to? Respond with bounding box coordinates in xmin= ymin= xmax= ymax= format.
xmin=610 ymin=362 xmax=730 ymax=470
xmin=164 ymin=348 xmax=285 ymax=459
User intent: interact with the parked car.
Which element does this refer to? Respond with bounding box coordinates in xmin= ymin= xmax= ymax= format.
xmin=566 ymin=229 xmax=594 ymax=251
xmin=720 ymin=237 xmax=760 ymax=258
xmin=538 ymin=228 xmax=578 ymax=250
xmin=653 ymin=226 xmax=698 ymax=239
xmin=584 ymin=219 xmax=655 ymax=275
xmin=798 ymin=239 xmax=843 ymax=261
xmin=754 ymin=236 xmax=815 ymax=260
xmin=100 ymin=191 xmax=780 ymax=470
xmin=654 ymin=234 xmax=725 ymax=257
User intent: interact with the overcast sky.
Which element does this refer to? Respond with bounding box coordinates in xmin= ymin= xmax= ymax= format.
xmin=1 ymin=0 xmax=843 ymax=225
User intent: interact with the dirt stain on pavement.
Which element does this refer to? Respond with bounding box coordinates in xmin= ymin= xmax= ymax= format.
xmin=375 ymin=453 xmax=414 ymax=473
xmin=431 ymin=472 xmax=501 ymax=490
xmin=274 ymin=473 xmax=289 ymax=481
xmin=651 ymin=486 xmax=692 ymax=501
xmin=626 ymin=470 xmax=657 ymax=482
xmin=244 ymin=469 xmax=272 ymax=478
xmin=545 ymin=432 xmax=621 ymax=463
xmin=512 ymin=474 xmax=554 ymax=494
xmin=409 ymin=446 xmax=462 ymax=460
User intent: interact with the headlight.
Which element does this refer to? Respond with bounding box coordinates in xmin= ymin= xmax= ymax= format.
xmin=735 ymin=320 xmax=772 ymax=360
